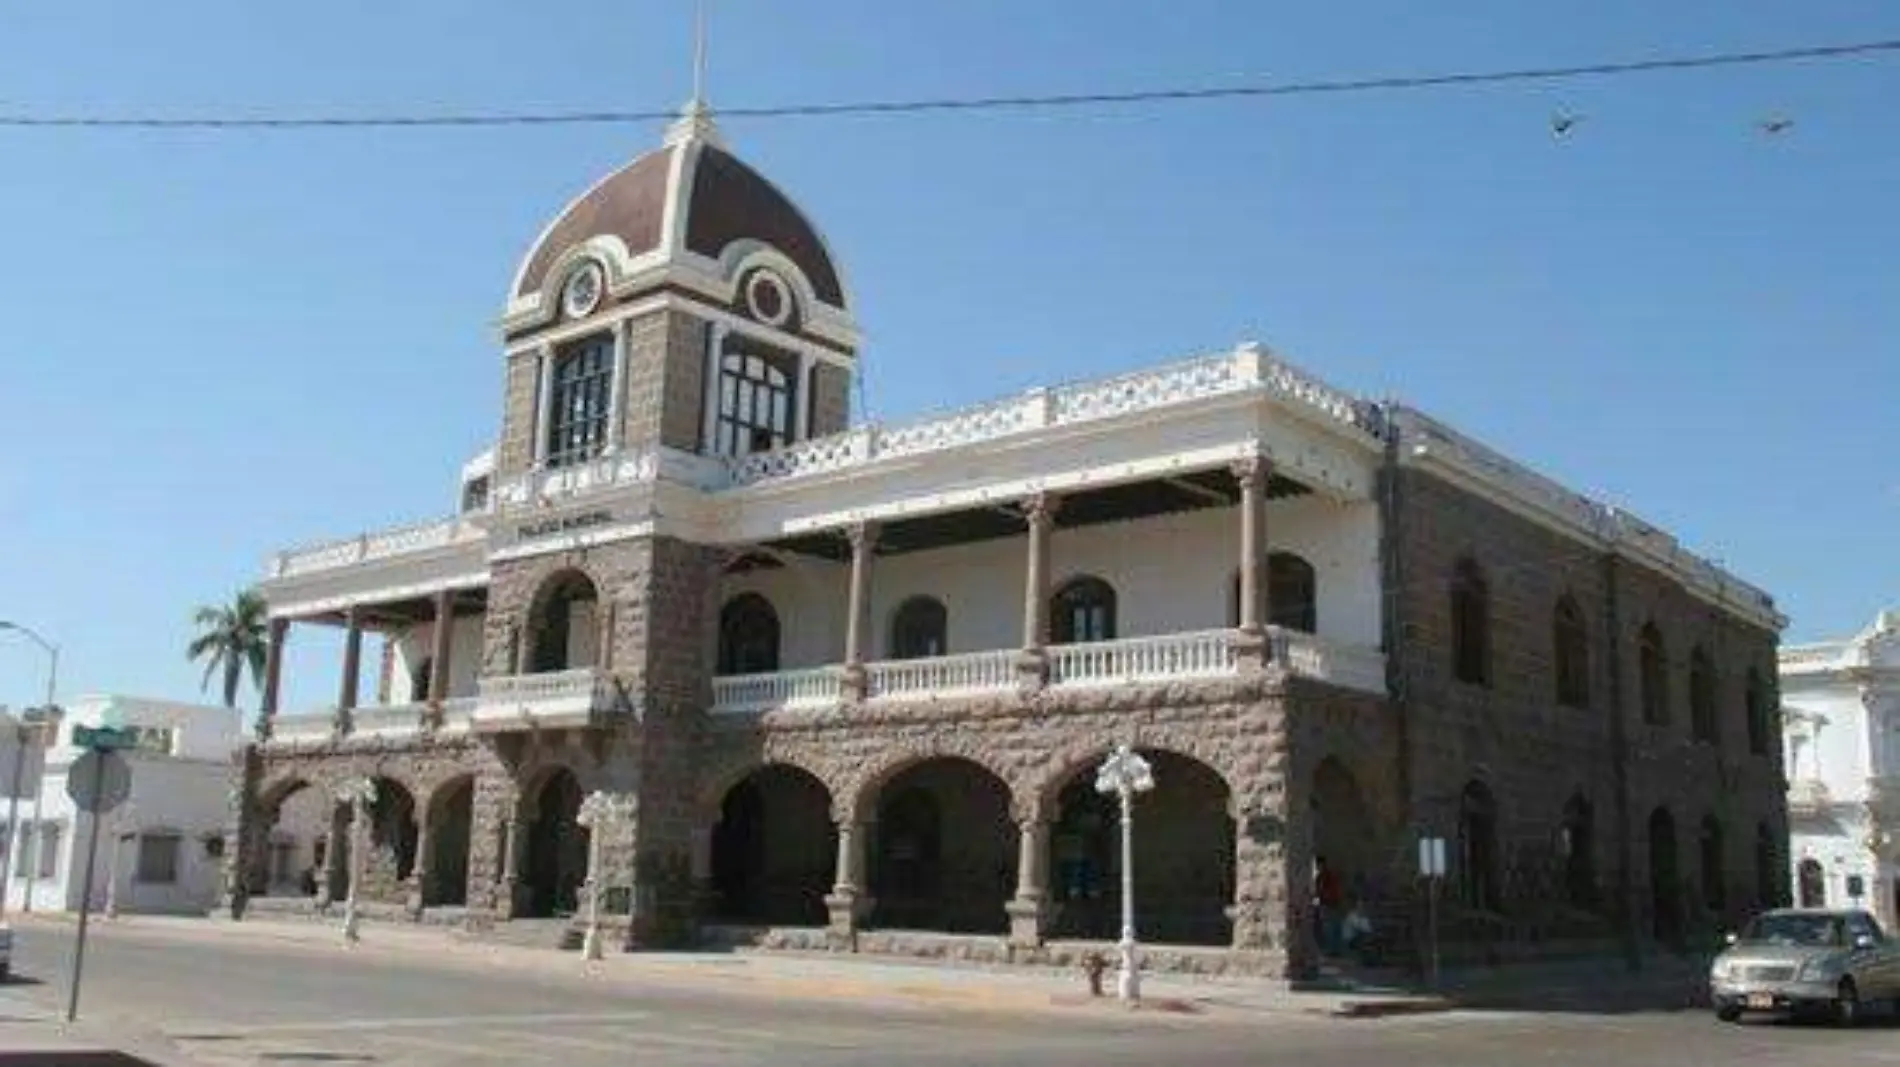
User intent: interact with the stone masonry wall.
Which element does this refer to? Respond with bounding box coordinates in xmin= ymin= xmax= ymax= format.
xmin=1391 ymin=466 xmax=1784 ymax=950
xmin=496 ymin=352 xmax=539 ymax=479
xmin=809 ymin=362 xmax=852 ymax=438
xmin=619 ymin=309 xmax=709 ymax=456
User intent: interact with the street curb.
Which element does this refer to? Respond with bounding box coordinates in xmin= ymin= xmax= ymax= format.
xmin=1329 ymin=998 xmax=1455 ymax=1018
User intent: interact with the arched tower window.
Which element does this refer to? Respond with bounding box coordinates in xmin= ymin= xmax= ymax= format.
xmin=544 ymin=334 xmax=615 ymax=468
xmin=1553 ymin=595 xmax=1590 ymax=709
xmin=889 ymin=597 xmax=948 ymax=660
xmin=1639 ymin=623 xmax=1669 ymax=726
xmin=1052 ymin=577 xmax=1117 ymax=645
xmin=714 ymin=336 xmax=798 ymax=457
xmin=1450 ymin=559 xmax=1490 ymax=686
xmin=717 ymin=594 xmax=781 ymax=675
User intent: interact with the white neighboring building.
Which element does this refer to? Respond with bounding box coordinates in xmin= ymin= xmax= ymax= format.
xmin=1 ymin=695 xmax=240 ymax=916
xmin=1782 ymin=610 xmax=1900 ymax=926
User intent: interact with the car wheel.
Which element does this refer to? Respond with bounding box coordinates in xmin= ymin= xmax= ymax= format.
xmin=1834 ymin=978 xmax=1860 ymax=1027
xmin=1715 ymin=1005 xmax=1742 ymax=1023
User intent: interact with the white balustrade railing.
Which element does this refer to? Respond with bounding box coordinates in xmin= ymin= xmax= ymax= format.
xmin=492 ymin=450 xmax=659 ymax=508
xmin=434 ymin=697 xmax=478 ymax=734
xmin=478 ymin=667 xmax=613 ymax=706
xmin=272 ymin=515 xmax=483 ymax=579
xmin=1272 ymin=629 xmax=1389 ymax=696
xmin=865 ymin=649 xmax=1018 ymax=701
xmin=1047 ymin=630 xmax=1240 ymax=688
xmin=711 ymin=666 xmax=842 ymax=714
xmin=268 ymin=712 xmax=335 ymax=744
xmin=349 ymin=703 xmax=426 ymax=737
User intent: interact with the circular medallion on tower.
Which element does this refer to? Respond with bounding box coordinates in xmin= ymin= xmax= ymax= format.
xmin=744 ymin=268 xmax=793 ymax=328
xmin=560 ymin=259 xmax=605 ymax=319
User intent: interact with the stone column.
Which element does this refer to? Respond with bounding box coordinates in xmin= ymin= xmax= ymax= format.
xmin=427 ymin=590 xmax=454 ymax=728
xmin=1005 ymin=817 xmax=1052 ymax=948
xmin=1016 ymin=493 xmax=1059 ymax=689
xmin=1233 ymin=455 xmax=1272 ymax=670
xmin=496 ymin=805 xmax=524 ymax=919
xmin=257 ymin=618 xmax=288 ymax=742
xmin=825 ymin=817 xmax=872 ymax=941
xmin=408 ymin=819 xmax=432 ymax=921
xmin=841 ymin=522 xmax=878 ymax=701
xmin=336 ymin=607 xmax=363 ymax=735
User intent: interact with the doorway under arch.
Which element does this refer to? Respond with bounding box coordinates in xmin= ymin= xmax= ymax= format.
xmin=522 ymin=768 xmax=587 ymax=918
xmin=710 ymin=764 xmax=835 ymax=925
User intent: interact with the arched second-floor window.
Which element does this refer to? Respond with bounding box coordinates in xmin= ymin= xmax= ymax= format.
xmin=1052 ymin=577 xmax=1117 ymax=645
xmin=1450 ymin=558 xmax=1490 ymax=686
xmin=889 ymin=597 xmax=948 ymax=660
xmin=717 ymin=593 xmax=781 ymax=675
xmin=1745 ymin=668 xmax=1771 ymax=757
xmin=1552 ymin=595 xmax=1590 ymax=709
xmin=1690 ymin=645 xmax=1718 ymax=744
xmin=1639 ymin=623 xmax=1669 ymax=726
xmin=1226 ymin=552 xmax=1318 ymax=633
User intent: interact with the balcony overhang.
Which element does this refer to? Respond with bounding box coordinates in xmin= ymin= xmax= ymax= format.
xmin=263 ymin=520 xmax=489 ymax=622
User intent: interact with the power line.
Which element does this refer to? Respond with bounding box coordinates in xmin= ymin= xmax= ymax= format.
xmin=1 ymin=37 xmax=1895 ymax=131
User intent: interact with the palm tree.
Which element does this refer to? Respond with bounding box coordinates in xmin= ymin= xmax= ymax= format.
xmin=188 ymin=589 xmax=269 ymax=708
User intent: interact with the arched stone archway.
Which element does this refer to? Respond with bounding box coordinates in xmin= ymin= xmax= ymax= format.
xmin=522 ymin=767 xmax=587 ymax=918
xmin=868 ymin=757 xmax=1015 ymax=934
xmin=367 ymin=777 xmax=420 ymax=899
xmin=1046 ymin=749 xmax=1234 ymax=946
xmin=1311 ymin=758 xmax=1374 ymax=902
xmin=424 ymin=776 xmax=474 ymax=908
xmin=255 ymin=779 xmax=326 ymax=897
xmin=710 ymin=764 xmax=835 ymax=925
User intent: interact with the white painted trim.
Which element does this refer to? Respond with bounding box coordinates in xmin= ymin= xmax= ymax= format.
xmin=504 ymin=290 xmax=854 ymax=373
xmin=607 ymin=318 xmax=629 ymax=454
xmin=488 ymin=520 xmax=657 ymax=565
xmin=661 ymin=137 xmax=698 ymax=260
xmin=702 ymin=321 xmax=725 ymax=456
xmin=794 ymin=351 xmax=813 ymax=442
xmin=531 ymin=345 xmax=553 ymax=466
xmin=268 ymin=571 xmax=492 ymax=621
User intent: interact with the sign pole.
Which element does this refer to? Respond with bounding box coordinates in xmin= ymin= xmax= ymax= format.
xmin=65 ymin=753 xmax=106 ymax=1023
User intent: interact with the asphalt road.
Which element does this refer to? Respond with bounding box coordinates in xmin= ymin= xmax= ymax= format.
xmin=12 ymin=922 xmax=1900 ymax=1066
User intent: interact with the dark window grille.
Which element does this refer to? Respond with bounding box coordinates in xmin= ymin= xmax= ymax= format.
xmin=545 ymin=335 xmax=614 ymax=468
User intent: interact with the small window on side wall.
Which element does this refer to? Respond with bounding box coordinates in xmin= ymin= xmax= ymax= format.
xmin=1450 ymin=558 xmax=1490 ymax=686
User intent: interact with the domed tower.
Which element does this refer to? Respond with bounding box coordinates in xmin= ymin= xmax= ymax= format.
xmin=495 ymin=102 xmax=857 ymax=481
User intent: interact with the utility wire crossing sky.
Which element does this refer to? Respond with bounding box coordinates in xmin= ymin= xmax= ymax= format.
xmin=0 ymin=36 xmax=1894 ymax=131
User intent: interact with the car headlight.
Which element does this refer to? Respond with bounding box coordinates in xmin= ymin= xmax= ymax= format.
xmin=1710 ymin=960 xmax=1734 ymax=981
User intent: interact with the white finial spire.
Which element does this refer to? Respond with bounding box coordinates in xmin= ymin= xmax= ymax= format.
xmin=665 ymin=0 xmax=724 ymax=147
xmin=692 ymin=0 xmax=709 ymax=108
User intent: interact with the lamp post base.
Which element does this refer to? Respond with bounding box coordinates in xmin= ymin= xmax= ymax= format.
xmin=1117 ymin=937 xmax=1141 ymax=1003
xmin=342 ymin=904 xmax=360 ymax=945
xmin=582 ymin=924 xmax=604 ymax=961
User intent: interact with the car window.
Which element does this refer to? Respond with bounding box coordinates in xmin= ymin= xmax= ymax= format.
xmin=1741 ymin=913 xmax=1846 ymax=947
xmin=1847 ymin=916 xmax=1883 ymax=945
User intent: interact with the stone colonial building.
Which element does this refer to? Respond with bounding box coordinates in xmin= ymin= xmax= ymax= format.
xmin=225 ymin=100 xmax=1790 ymax=978
xmin=1781 ymin=610 xmax=1900 ymax=927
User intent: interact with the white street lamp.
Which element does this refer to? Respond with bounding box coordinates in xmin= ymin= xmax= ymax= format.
xmin=337 ymin=777 xmax=377 ymax=945
xmin=576 ymin=790 xmax=633 ymax=962
xmin=103 ymin=803 xmax=138 ymax=920
xmin=1095 ymin=744 xmax=1154 ymax=1004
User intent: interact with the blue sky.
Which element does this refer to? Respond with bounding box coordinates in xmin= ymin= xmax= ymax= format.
xmin=0 ymin=1 xmax=1895 ymax=716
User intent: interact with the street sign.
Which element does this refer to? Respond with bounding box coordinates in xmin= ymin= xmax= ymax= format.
xmin=72 ymin=725 xmax=135 ymax=751
xmin=66 ymin=751 xmax=131 ymax=814
xmin=1418 ymin=836 xmax=1447 ymax=878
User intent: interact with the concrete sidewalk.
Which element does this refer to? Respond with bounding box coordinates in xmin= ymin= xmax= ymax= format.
xmin=11 ymin=912 xmax=1703 ymax=1023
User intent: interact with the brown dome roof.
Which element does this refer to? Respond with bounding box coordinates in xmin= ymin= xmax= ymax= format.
xmin=511 ymin=126 xmax=846 ymax=313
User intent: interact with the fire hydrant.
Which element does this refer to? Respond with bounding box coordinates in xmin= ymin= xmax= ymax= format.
xmin=1082 ymin=951 xmax=1109 ymax=997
